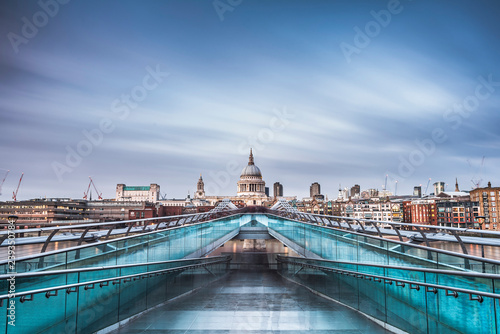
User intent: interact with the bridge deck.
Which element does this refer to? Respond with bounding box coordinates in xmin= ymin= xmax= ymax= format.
xmin=112 ymin=269 xmax=390 ymax=333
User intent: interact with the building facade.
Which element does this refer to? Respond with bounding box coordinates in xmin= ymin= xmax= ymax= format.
xmin=433 ymin=182 xmax=445 ymax=196
xmin=116 ymin=184 xmax=160 ymax=202
xmin=406 ymin=199 xmax=438 ymax=225
xmin=273 ymin=182 xmax=283 ymax=198
xmin=436 ymin=200 xmax=479 ymax=228
xmin=0 ymin=198 xmax=88 ymax=227
xmin=350 ymin=184 xmax=360 ymax=198
xmin=310 ymin=182 xmax=321 ymax=198
xmin=86 ymin=200 xmax=156 ymax=222
xmin=470 ymin=182 xmax=500 ymax=230
xmin=348 ymin=200 xmax=394 ymax=222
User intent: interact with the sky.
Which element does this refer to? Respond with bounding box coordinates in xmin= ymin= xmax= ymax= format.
xmin=0 ymin=0 xmax=499 ymax=201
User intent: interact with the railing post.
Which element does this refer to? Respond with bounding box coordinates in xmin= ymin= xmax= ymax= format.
xmin=40 ymin=229 xmax=60 ymax=253
xmin=370 ymin=221 xmax=384 ymax=238
xmin=77 ymin=226 xmax=93 ymax=246
xmin=414 ymin=226 xmax=433 ymax=261
xmin=392 ymin=225 xmax=405 ymax=242
xmin=104 ymin=224 xmax=117 ymax=240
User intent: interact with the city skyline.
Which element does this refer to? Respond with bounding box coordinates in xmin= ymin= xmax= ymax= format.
xmin=1 ymin=1 xmax=499 ymax=200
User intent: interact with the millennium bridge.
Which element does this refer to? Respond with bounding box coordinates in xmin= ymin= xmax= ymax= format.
xmin=2 ymin=199 xmax=500 ymax=333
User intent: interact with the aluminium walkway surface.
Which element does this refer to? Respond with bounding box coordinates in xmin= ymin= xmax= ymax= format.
xmin=112 ymin=269 xmax=391 ymax=333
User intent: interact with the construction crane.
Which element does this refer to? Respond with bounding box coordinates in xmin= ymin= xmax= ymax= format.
xmin=83 ymin=177 xmax=103 ymax=200
xmin=12 ymin=172 xmax=24 ymax=201
xmin=0 ymin=169 xmax=9 ymax=196
xmin=424 ymin=178 xmax=432 ymax=196
xmin=470 ymin=156 xmax=485 ymax=189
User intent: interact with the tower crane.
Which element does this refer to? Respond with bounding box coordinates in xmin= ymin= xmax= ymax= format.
xmin=424 ymin=178 xmax=431 ymax=196
xmin=470 ymin=156 xmax=485 ymax=189
xmin=0 ymin=169 xmax=9 ymax=196
xmin=83 ymin=177 xmax=103 ymax=200
xmin=12 ymin=172 xmax=24 ymax=201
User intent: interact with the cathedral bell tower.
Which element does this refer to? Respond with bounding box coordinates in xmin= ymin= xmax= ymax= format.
xmin=195 ymin=174 xmax=205 ymax=198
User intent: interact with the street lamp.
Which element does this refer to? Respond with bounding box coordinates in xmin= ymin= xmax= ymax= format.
xmin=476 ymin=216 xmax=485 ymax=230
xmin=7 ymin=215 xmax=18 ymax=225
xmin=475 ymin=215 xmax=486 ymax=259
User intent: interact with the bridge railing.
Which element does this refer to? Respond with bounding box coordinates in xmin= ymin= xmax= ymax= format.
xmin=0 ymin=256 xmax=231 ymax=334
xmin=267 ymin=209 xmax=500 ymax=256
xmin=265 ymin=213 xmax=500 ymax=274
xmin=0 ymin=209 xmax=243 ymax=254
xmin=277 ymin=255 xmax=500 ymax=334
xmin=0 ymin=212 xmax=243 ymax=274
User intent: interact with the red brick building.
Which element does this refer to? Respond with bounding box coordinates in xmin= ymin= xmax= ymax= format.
xmin=402 ymin=199 xmax=437 ymax=225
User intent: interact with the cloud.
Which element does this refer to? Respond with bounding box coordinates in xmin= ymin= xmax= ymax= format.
xmin=1 ymin=1 xmax=499 ymax=200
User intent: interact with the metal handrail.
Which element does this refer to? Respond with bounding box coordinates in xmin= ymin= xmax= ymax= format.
xmin=5 ymin=209 xmax=499 ymax=268
xmin=265 ymin=212 xmax=500 ymax=268
xmin=0 ymin=212 xmax=203 ymax=235
xmin=277 ymin=257 xmax=497 ymax=302
xmin=0 ymin=209 xmax=244 ymax=248
xmin=276 ymin=255 xmax=500 ymax=280
xmin=0 ymin=255 xmax=231 ymax=279
xmin=0 ymin=212 xmax=243 ymax=265
xmin=275 ymin=210 xmax=500 ymax=236
xmin=0 ymin=256 xmax=231 ymax=304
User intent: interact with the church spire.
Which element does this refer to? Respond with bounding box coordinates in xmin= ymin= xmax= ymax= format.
xmin=248 ymin=148 xmax=254 ymax=165
xmin=455 ymin=178 xmax=459 ymax=192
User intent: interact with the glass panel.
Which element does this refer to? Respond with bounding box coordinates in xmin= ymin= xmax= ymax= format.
xmin=76 ymin=282 xmax=120 ymax=333
xmin=385 ymin=280 xmax=427 ymax=334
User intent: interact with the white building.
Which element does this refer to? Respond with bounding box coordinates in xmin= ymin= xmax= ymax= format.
xmin=116 ymin=184 xmax=160 ymax=202
xmin=345 ymin=201 xmax=394 ymax=222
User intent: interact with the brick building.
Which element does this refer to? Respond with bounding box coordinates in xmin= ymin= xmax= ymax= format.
xmin=470 ymin=182 xmax=500 ymax=230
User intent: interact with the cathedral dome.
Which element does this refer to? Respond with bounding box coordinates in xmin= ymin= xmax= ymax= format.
xmin=237 ymin=148 xmax=266 ymax=199
xmin=241 ymin=164 xmax=262 ymax=178
xmin=240 ymin=149 xmax=262 ymax=178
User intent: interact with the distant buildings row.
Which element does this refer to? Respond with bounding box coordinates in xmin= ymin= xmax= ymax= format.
xmin=1 ymin=150 xmax=498 ymax=230
xmin=1 ymin=181 xmax=498 ymax=230
xmin=293 ymin=181 xmax=499 ymax=230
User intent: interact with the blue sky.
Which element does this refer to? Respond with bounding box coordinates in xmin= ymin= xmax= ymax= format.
xmin=1 ymin=0 xmax=499 ymax=200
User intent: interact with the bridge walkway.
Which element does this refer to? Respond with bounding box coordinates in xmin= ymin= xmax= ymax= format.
xmin=113 ymin=264 xmax=390 ymax=333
